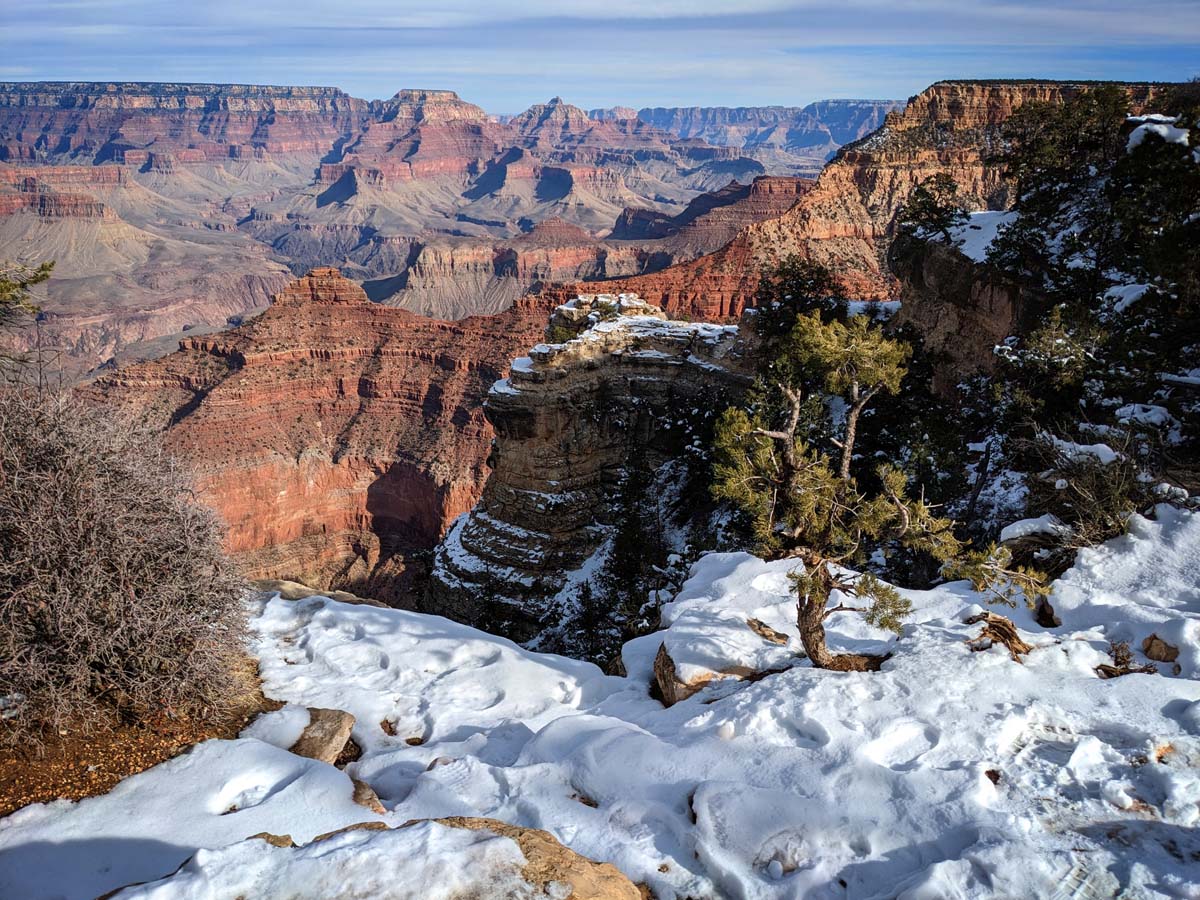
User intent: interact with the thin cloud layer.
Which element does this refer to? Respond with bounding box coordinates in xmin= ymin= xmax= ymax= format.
xmin=1 ymin=0 xmax=1196 ymax=109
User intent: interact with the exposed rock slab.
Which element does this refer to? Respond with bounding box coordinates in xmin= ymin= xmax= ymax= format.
xmin=288 ymin=709 xmax=356 ymax=765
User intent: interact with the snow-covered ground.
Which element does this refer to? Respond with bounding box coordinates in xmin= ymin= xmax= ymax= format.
xmin=2 ymin=508 xmax=1199 ymax=899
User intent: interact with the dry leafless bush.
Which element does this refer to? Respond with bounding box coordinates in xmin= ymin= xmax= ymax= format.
xmin=0 ymin=386 xmax=247 ymax=750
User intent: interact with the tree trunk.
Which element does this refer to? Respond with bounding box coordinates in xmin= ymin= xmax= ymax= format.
xmin=796 ymin=557 xmax=835 ymax=668
xmin=839 ymin=401 xmax=862 ymax=481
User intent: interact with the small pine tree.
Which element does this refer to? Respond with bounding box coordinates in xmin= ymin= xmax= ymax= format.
xmin=1 ymin=261 xmax=53 ymax=376
xmin=592 ymin=453 xmax=669 ymax=657
xmin=751 ymin=255 xmax=845 ymax=344
xmin=783 ymin=310 xmax=911 ymax=480
xmin=712 ymin=313 xmax=964 ymax=669
xmin=573 ymin=580 xmax=619 ymax=663
xmin=898 ymin=174 xmax=968 ymax=243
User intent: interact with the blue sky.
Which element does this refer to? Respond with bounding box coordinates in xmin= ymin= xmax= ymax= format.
xmin=2 ymin=1 xmax=1197 ymax=112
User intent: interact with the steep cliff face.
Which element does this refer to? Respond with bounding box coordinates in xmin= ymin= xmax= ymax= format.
xmin=610 ymin=175 xmax=813 ymax=252
xmin=0 ymin=82 xmax=374 ymax=164
xmin=570 ymin=81 xmax=1162 ymax=314
xmin=85 ymin=268 xmax=557 ymax=599
xmin=633 ymin=100 xmax=902 ymax=174
xmin=887 ymin=232 xmax=1044 ymax=391
xmin=426 ymin=295 xmax=753 ymax=638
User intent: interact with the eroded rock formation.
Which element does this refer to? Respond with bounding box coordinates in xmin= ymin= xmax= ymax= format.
xmin=426 ymin=294 xmax=753 ymax=638
xmin=632 ymin=99 xmax=902 ymax=175
xmin=85 ymin=268 xmax=557 ymax=599
xmin=567 ymin=81 xmax=1162 ymax=315
xmin=0 ymin=83 xmax=794 ymax=373
xmin=887 ymin=232 xmax=1044 ymax=388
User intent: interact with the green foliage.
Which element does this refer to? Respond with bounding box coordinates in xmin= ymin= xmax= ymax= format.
xmin=943 ymin=544 xmax=1050 ymax=608
xmin=545 ymin=323 xmax=576 ymax=344
xmin=898 ymin=174 xmax=968 ymax=242
xmin=854 ymin=573 xmax=912 ymax=633
xmin=751 ymin=255 xmax=846 ymax=345
xmin=785 ymin=309 xmax=910 ymax=401
xmin=966 ymin=85 xmax=1199 ymax=549
xmin=567 ymin=454 xmax=671 ymax=665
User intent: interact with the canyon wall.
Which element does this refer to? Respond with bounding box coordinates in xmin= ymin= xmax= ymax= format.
xmin=85 ymin=268 xmax=557 ymax=599
xmin=568 ymin=81 xmax=1162 ymax=316
xmin=630 ymin=99 xmax=902 ymax=175
xmin=0 ymin=82 xmax=374 ymax=164
xmin=887 ymin=232 xmax=1044 ymax=392
xmin=0 ymin=83 xmax=799 ymax=374
xmin=426 ymin=296 xmax=754 ymax=638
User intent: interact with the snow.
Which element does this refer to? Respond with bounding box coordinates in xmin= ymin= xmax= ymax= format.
xmin=489 ymin=377 xmax=521 ymax=396
xmin=1127 ymin=121 xmax=1191 ymax=152
xmin=947 ymin=210 xmax=1016 ymax=263
xmin=4 ymin=510 xmax=1200 ymax=899
xmin=0 ymin=739 xmax=384 ymax=900
xmin=110 ymin=821 xmax=540 ymax=900
xmin=1104 ymin=282 xmax=1151 ymax=314
xmin=1048 ymin=435 xmax=1120 ymax=465
xmin=1051 ymin=505 xmax=1200 ymax=678
xmin=1116 ymin=402 xmax=1179 ymax=435
xmin=998 ymin=514 xmax=1069 ymax=544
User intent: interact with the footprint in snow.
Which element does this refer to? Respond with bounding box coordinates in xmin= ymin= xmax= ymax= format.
xmin=862 ymin=720 xmax=940 ymax=770
xmin=210 ymin=771 xmax=301 ymax=815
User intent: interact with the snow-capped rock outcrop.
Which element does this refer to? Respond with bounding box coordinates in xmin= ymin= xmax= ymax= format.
xmin=425 ymin=294 xmax=754 ymax=639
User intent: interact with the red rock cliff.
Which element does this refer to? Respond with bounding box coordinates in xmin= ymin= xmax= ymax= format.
xmin=561 ymin=80 xmax=1162 ymax=314
xmin=85 ymin=268 xmax=557 ymax=598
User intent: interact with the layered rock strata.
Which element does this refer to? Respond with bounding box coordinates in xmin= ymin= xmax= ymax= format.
xmin=85 ymin=268 xmax=556 ymax=599
xmin=0 ymin=83 xmax=789 ymax=373
xmin=426 ymin=294 xmax=754 ymax=638
xmin=565 ymin=81 xmax=1163 ymax=315
xmin=631 ymin=99 xmax=902 ymax=174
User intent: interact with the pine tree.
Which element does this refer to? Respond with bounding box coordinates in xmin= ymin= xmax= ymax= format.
xmin=751 ymin=255 xmax=845 ymax=344
xmin=712 ymin=311 xmax=964 ymax=669
xmin=594 ymin=452 xmax=668 ymax=650
xmin=897 ymin=174 xmax=968 ymax=243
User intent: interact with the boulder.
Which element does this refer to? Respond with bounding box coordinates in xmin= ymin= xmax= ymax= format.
xmin=1142 ymin=634 xmax=1180 ymax=663
xmin=288 ymin=708 xmax=355 ymax=765
xmin=430 ymin=817 xmax=641 ymax=900
xmin=106 ymin=818 xmax=641 ymax=899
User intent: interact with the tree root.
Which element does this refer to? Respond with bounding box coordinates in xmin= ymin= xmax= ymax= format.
xmin=966 ymin=611 xmax=1033 ymax=661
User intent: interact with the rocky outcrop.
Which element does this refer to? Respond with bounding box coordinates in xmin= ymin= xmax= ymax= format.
xmin=426 ymin=294 xmax=753 ymax=638
xmin=288 ymin=709 xmax=356 ymax=765
xmin=85 ymin=268 xmax=557 ymax=600
xmin=566 ymin=81 xmax=1164 ymax=315
xmin=886 ymin=232 xmax=1044 ymax=386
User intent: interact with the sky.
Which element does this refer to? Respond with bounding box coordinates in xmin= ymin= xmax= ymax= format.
xmin=2 ymin=1 xmax=1197 ymax=113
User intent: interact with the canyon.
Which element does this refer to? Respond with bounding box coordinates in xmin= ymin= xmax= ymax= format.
xmin=0 ymin=83 xmax=842 ymax=373
xmin=621 ymin=99 xmax=902 ymax=175
xmin=564 ymin=80 xmax=1164 ymax=317
xmin=85 ymin=268 xmax=558 ymax=599
xmin=78 ymin=79 xmax=1165 ymax=613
